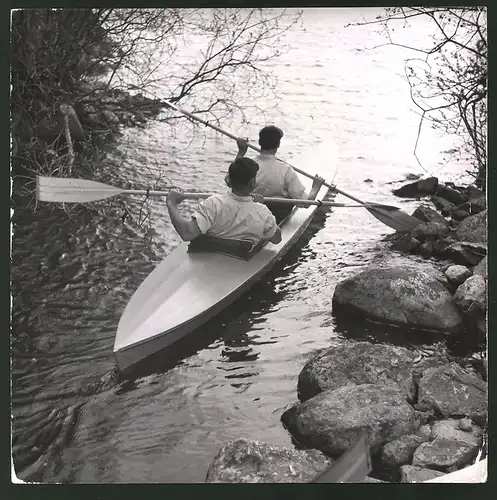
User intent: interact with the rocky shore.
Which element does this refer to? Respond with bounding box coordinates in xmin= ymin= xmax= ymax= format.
xmin=204 ymin=176 xmax=487 ymax=483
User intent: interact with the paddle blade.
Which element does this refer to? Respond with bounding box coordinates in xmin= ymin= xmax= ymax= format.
xmin=36 ymin=176 xmax=124 ymax=203
xmin=310 ymin=433 xmax=372 ymax=483
xmin=367 ymin=206 xmax=422 ymax=232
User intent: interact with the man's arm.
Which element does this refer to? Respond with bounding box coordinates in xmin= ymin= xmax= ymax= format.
xmin=306 ymin=175 xmax=326 ymax=200
xmin=226 ymin=137 xmax=250 ymax=187
xmin=166 ymin=191 xmax=202 ymax=242
xmin=263 ymin=212 xmax=282 ymax=244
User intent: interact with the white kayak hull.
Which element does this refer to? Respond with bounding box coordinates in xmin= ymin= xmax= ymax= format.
xmin=114 ymin=160 xmax=332 ymax=373
xmin=422 ymin=458 xmax=487 ymax=483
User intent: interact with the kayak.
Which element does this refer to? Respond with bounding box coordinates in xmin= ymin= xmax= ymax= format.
xmin=113 ymin=158 xmax=332 ymax=374
xmin=423 ymin=458 xmax=487 ymax=483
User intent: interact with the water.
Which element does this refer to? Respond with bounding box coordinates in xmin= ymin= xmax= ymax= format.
xmin=11 ymin=8 xmax=477 ymax=483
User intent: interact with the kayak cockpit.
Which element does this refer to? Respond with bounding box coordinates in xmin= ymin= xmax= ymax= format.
xmin=188 ymin=234 xmax=268 ymax=260
xmin=187 ymin=205 xmax=298 ymax=260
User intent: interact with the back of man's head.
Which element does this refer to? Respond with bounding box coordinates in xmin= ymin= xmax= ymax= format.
xmin=259 ymin=126 xmax=284 ymax=151
xmin=228 ymin=157 xmax=259 ymax=190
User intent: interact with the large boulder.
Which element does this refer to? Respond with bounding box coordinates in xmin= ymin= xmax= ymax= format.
xmin=332 ymin=266 xmax=464 ymax=334
xmin=431 ymin=419 xmax=483 ymax=452
xmin=411 ymin=222 xmax=449 ymax=243
xmin=281 ymin=384 xmax=419 ymax=458
xmin=444 ymin=265 xmax=472 ymax=288
xmin=204 ymin=439 xmax=331 ymax=483
xmin=412 ymin=205 xmax=448 ymax=225
xmin=417 ymin=363 xmax=487 ymax=426
xmin=400 ymin=465 xmax=446 ymax=483
xmin=393 ymin=177 xmax=438 ymax=198
xmin=412 ymin=438 xmax=476 ymax=472
xmin=297 ymin=341 xmax=417 ymax=403
xmin=456 ymin=210 xmax=487 ymax=244
xmin=380 ymin=434 xmax=426 ymax=469
xmin=443 ymin=242 xmax=487 ymax=267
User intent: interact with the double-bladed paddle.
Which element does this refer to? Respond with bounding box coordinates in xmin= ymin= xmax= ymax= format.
xmin=310 ymin=432 xmax=372 ymax=483
xmin=163 ymin=100 xmax=422 ymax=232
xmin=35 ymin=175 xmax=394 ymax=209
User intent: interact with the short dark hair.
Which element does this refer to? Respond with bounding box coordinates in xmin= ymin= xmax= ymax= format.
xmin=228 ymin=157 xmax=259 ymax=189
xmin=259 ymin=126 xmax=284 ymax=150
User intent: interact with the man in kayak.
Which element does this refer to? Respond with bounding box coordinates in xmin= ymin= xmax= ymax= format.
xmin=225 ymin=126 xmax=326 ymax=222
xmin=167 ymin=157 xmax=282 ymax=245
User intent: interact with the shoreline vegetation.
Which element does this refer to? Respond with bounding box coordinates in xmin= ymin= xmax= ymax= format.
xmin=11 ymin=8 xmax=487 ymax=484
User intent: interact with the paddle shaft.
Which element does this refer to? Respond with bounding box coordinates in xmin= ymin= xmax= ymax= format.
xmin=123 ymin=189 xmax=378 ymax=208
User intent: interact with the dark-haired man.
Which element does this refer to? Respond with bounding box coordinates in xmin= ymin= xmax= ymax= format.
xmin=167 ymin=157 xmax=282 ymax=245
xmin=225 ymin=126 xmax=325 ymax=222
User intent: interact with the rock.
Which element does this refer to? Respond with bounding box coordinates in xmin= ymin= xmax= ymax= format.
xmin=371 ymin=256 xmax=450 ymax=286
xmin=393 ymin=177 xmax=438 ymax=198
xmin=381 ymin=434 xmax=425 ymax=469
xmin=457 ymin=196 xmax=486 ymax=215
xmin=435 ymin=185 xmax=467 ymax=206
xmin=412 ymin=205 xmax=448 ymax=225
xmin=431 ymin=196 xmax=455 ymax=216
xmin=391 ymin=234 xmax=420 ymax=252
xmin=459 ymin=418 xmax=473 ymax=432
xmin=431 ymin=419 xmax=483 ymax=451
xmin=414 ymin=409 xmax=436 ymax=425
xmin=456 ymin=210 xmax=487 ymax=244
xmin=332 ymin=266 xmax=464 ymax=333
xmin=452 ymin=210 xmax=471 ymax=222
xmin=444 ymin=265 xmax=472 ymax=287
xmin=416 ymin=424 xmax=432 ymax=441
xmin=443 ymin=242 xmax=487 ymax=267
xmin=431 ymin=238 xmax=454 ymax=255
xmin=281 ymin=384 xmax=419 ymax=458
xmin=411 ymin=222 xmax=449 ymax=242
xmin=419 ymin=240 xmax=435 ymax=257
xmin=417 ymin=363 xmax=487 ymax=426
xmin=473 ymin=256 xmax=487 ymax=277
xmin=466 ymin=185 xmax=484 ymax=199
xmin=400 ymin=465 xmax=447 ymax=483
xmin=412 ymin=438 xmax=476 ymax=471
xmin=297 ymin=341 xmax=417 ymax=403
xmin=204 ymin=438 xmax=331 ymax=483
xmin=453 ymin=275 xmax=486 ymax=315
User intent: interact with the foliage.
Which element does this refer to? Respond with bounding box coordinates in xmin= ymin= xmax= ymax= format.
xmin=350 ymin=7 xmax=487 ymax=190
xmin=11 ymin=8 xmax=300 ymax=189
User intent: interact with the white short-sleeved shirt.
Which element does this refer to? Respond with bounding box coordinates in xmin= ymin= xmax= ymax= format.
xmin=193 ymin=192 xmax=278 ymax=243
xmin=251 ymin=154 xmax=306 ymax=199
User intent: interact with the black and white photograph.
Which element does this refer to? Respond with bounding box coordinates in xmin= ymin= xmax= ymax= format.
xmin=10 ymin=7 xmax=488 ymax=484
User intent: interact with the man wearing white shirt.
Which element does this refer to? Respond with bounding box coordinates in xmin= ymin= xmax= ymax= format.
xmin=167 ymin=157 xmax=282 ymax=245
xmin=225 ymin=126 xmax=325 ymax=222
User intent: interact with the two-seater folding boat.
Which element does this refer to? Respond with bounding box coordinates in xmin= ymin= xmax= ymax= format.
xmin=113 ymin=159 xmax=332 ymax=373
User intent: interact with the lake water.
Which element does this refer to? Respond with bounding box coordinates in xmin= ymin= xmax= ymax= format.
xmin=11 ymin=8 xmax=476 ymax=483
